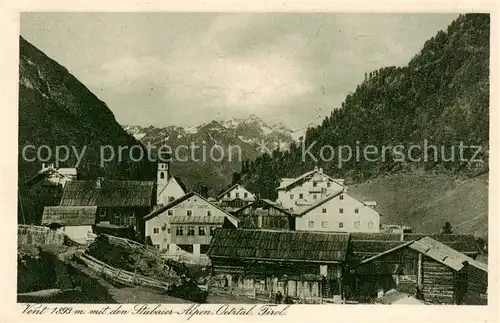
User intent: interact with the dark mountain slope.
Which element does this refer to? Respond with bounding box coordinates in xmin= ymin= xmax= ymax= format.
xmin=239 ymin=14 xmax=489 ymax=234
xmin=18 ymin=36 xmax=155 ymax=224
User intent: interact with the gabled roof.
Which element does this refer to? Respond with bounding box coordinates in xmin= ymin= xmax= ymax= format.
xmin=276 ymin=169 xmax=346 ymax=191
xmin=42 ymin=206 xmax=97 ymax=226
xmin=157 ymin=176 xmax=187 ymax=196
xmin=234 ymin=198 xmax=295 ymax=216
xmin=410 ymin=236 xmax=487 ymax=272
xmin=59 ymin=180 xmax=155 ymax=207
xmin=25 ymin=167 xmax=77 ymax=187
xmin=217 ymin=184 xmax=254 ymax=200
xmin=294 ymin=190 xmax=344 ymax=216
xmin=143 ymin=191 xmax=239 ymax=225
xmin=357 ymin=236 xmax=487 ymax=273
xmin=208 ymin=229 xmax=350 ymax=263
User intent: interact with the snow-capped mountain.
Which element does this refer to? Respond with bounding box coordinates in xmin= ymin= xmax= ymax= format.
xmin=123 ymin=115 xmax=310 ymax=155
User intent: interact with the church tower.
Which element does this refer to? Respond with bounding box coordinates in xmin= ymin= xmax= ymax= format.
xmin=157 ymin=162 xmax=170 ymax=197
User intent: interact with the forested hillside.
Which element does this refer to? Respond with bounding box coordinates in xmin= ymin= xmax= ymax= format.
xmin=18 ymin=36 xmax=155 ymax=224
xmin=239 ymin=14 xmax=490 ymax=201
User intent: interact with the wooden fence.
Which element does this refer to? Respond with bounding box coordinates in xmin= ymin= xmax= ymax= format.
xmin=18 ymin=225 xmax=65 ymax=245
xmin=76 ymin=252 xmax=178 ymax=291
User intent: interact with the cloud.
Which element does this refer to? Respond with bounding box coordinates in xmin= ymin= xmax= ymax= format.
xmin=21 ymin=13 xmax=459 ymax=128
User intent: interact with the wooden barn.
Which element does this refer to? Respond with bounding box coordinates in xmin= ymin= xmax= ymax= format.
xmin=352 ymin=236 xmax=487 ymax=305
xmin=41 ymin=206 xmax=97 ymax=244
xmin=231 ymin=199 xmax=295 ymax=230
xmin=59 ymin=178 xmax=156 ymax=237
xmin=207 ymin=229 xmax=350 ymax=303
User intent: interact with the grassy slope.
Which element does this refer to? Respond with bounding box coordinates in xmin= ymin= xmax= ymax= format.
xmin=349 ymin=173 xmax=488 ymax=236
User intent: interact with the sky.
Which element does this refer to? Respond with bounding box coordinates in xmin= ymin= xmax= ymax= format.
xmin=20 ymin=13 xmax=458 ymax=129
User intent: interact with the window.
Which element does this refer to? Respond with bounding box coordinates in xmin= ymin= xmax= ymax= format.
xmin=339 ymin=195 xmax=344 ymax=200
xmin=154 ymin=244 xmax=160 ymax=249
xmin=167 ymin=209 xmax=174 ymax=216
xmin=226 ymin=193 xmax=230 ymax=198
xmin=160 ymin=172 xmax=164 ymax=179
xmin=327 ymin=182 xmax=331 ymax=188
xmin=207 ymin=210 xmax=212 ymax=217
xmin=210 ymin=227 xmax=217 ymax=236
xmin=176 ymin=227 xmax=184 ymax=236
xmin=167 ymin=228 xmax=171 ymax=234
xmin=236 ymin=192 xmax=240 ymax=198
xmin=186 ymin=209 xmax=193 ymax=216
xmin=187 ymin=226 xmax=195 ymax=236
xmin=368 ymin=221 xmax=374 ymax=229
xmin=244 ymin=192 xmax=248 ymax=198
xmin=168 ymin=196 xmax=175 ymax=202
xmin=338 ymin=222 xmax=344 ymax=229
xmin=308 ymin=221 xmax=314 ymax=228
xmin=321 ymin=221 xmax=328 ymax=228
xmin=354 ymin=221 xmax=360 ymax=228
xmin=322 ymin=208 xmax=327 ymax=214
xmin=153 ymin=228 xmax=159 ymax=234
xmin=313 ymin=194 xmax=317 ymax=200
xmin=339 ymin=208 xmax=343 ymax=214
xmin=199 ymin=226 xmax=206 ymax=236
xmin=299 ymin=193 xmax=304 ymax=199
xmin=164 ymin=237 xmax=168 ymax=242
xmin=313 ymin=182 xmax=318 ymax=187
xmin=290 ymin=194 xmax=294 ymax=200
xmin=354 ymin=208 xmax=359 ymax=214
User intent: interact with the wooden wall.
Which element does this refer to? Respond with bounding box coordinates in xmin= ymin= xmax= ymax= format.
xmin=209 ymin=259 xmax=342 ymax=303
xmin=420 ymin=256 xmax=455 ymax=304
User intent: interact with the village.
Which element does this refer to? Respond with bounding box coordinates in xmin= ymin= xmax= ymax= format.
xmin=17 ymin=161 xmax=488 ymax=305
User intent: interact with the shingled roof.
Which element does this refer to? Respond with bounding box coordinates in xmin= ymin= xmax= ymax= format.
xmin=59 ymin=180 xmax=155 ymax=207
xmin=42 ymin=206 xmax=97 ymax=226
xmin=350 ymin=232 xmax=482 ymax=260
xmin=208 ymin=229 xmax=350 ymax=263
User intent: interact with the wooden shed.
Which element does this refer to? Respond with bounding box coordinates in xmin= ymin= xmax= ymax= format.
xmin=41 ymin=206 xmax=98 ymax=244
xmin=353 ymin=237 xmax=487 ymax=305
xmin=207 ymin=228 xmax=350 ymax=303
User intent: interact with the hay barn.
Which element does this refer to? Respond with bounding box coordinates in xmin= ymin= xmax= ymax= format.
xmin=41 ymin=206 xmax=97 ymax=244
xmin=352 ymin=237 xmax=487 ymax=304
xmin=207 ymin=229 xmax=350 ymax=303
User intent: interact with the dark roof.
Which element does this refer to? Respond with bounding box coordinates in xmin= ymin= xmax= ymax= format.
xmin=42 ymin=206 xmax=97 ymax=226
xmin=59 ymin=180 xmax=155 ymax=207
xmin=208 ymin=229 xmax=350 ymax=263
xmin=143 ymin=191 xmax=239 ymax=225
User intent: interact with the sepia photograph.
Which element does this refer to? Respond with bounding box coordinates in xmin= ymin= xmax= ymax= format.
xmin=15 ymin=11 xmax=490 ymax=308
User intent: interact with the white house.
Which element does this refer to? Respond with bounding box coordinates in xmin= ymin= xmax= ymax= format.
xmin=144 ymin=191 xmax=238 ymax=256
xmin=26 ymin=163 xmax=77 ymax=188
xmin=217 ymin=184 xmax=256 ymax=209
xmin=156 ymin=162 xmax=187 ymax=206
xmin=276 ymin=166 xmax=346 ymax=211
xmin=41 ymin=206 xmax=97 ymax=244
xmin=294 ymin=191 xmax=380 ymax=233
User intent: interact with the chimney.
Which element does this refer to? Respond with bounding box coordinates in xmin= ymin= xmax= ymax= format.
xmin=319 ymin=167 xmax=323 ymax=174
xmin=42 ymin=163 xmax=46 ymax=170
